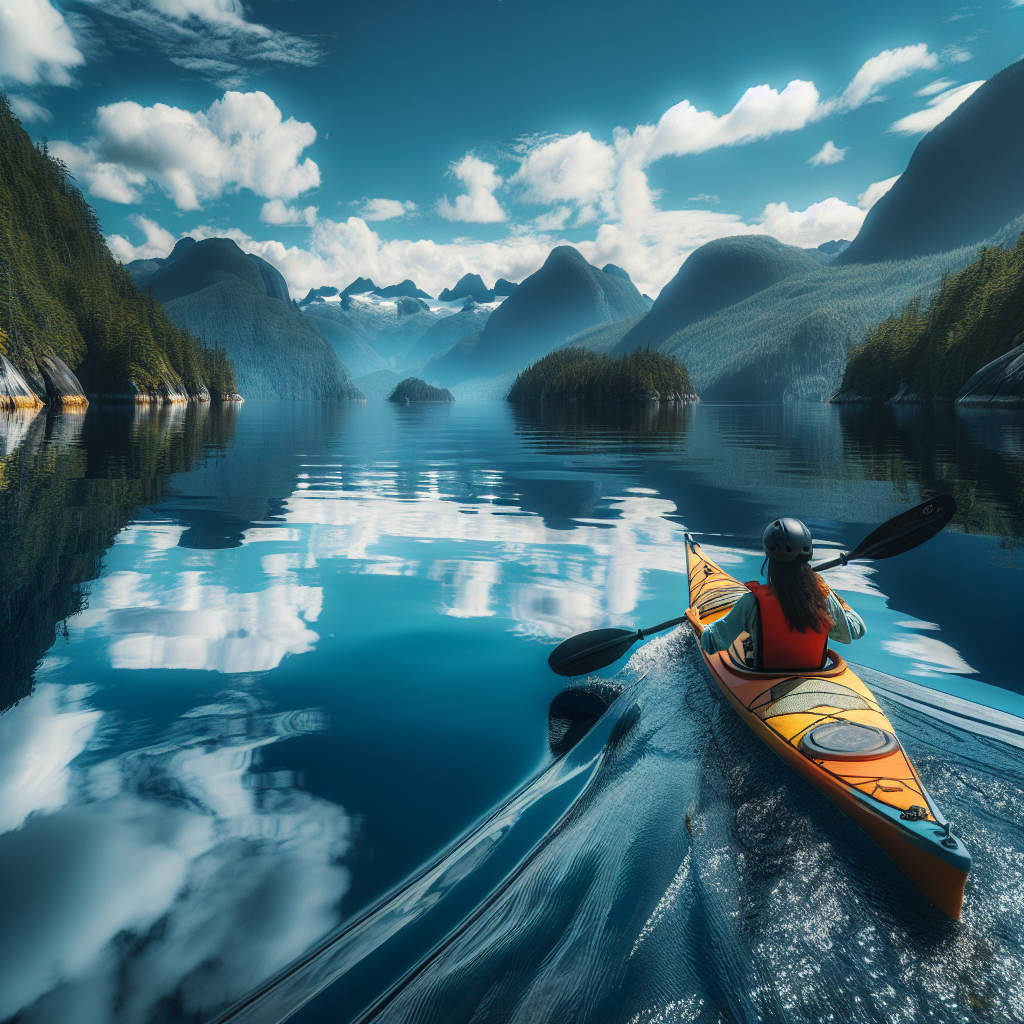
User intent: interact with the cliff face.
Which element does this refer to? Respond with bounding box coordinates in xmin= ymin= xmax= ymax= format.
xmin=133 ymin=238 xmax=363 ymax=401
xmin=0 ymin=98 xmax=235 ymax=404
xmin=956 ymin=344 xmax=1024 ymax=408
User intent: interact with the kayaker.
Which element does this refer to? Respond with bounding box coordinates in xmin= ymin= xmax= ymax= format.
xmin=700 ymin=518 xmax=866 ymax=670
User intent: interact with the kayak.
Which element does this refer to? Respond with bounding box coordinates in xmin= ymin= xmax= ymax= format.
xmin=684 ymin=535 xmax=971 ymax=919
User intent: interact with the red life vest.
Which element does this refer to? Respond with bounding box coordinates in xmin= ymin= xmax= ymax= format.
xmin=744 ymin=581 xmax=829 ymax=671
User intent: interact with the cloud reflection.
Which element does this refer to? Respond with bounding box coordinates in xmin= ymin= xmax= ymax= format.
xmin=0 ymin=689 xmax=350 ymax=1024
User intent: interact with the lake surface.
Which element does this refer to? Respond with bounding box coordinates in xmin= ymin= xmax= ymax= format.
xmin=0 ymin=399 xmax=1021 ymax=1024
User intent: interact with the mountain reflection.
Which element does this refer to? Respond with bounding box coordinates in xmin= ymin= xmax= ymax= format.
xmin=0 ymin=405 xmax=238 ymax=715
xmin=0 ymin=685 xmax=349 ymax=1024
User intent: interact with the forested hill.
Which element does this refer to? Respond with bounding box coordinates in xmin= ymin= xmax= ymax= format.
xmin=0 ymin=95 xmax=235 ymax=400
xmin=833 ymin=231 xmax=1023 ymax=402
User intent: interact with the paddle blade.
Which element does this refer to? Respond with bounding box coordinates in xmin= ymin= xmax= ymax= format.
xmin=850 ymin=494 xmax=957 ymax=562
xmin=548 ymin=627 xmax=640 ymax=677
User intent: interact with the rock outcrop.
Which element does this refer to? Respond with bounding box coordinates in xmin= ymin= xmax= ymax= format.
xmin=955 ymin=343 xmax=1024 ymax=407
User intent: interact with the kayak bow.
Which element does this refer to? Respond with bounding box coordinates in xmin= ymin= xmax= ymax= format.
xmin=685 ymin=534 xmax=971 ymax=920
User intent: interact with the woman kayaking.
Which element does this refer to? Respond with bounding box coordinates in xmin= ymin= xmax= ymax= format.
xmin=700 ymin=517 xmax=866 ymax=670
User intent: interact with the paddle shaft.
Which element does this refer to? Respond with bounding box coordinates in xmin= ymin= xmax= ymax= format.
xmin=564 ymin=616 xmax=689 ymax=664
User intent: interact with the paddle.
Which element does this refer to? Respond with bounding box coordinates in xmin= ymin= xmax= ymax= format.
xmin=547 ymin=494 xmax=957 ymax=677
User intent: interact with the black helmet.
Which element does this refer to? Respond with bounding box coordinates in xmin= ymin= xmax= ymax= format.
xmin=762 ymin=518 xmax=813 ymax=563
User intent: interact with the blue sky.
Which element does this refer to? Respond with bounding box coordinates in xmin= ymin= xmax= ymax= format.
xmin=1 ymin=0 xmax=1021 ymax=296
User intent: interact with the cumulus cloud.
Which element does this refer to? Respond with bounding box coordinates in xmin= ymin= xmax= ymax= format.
xmin=914 ymin=77 xmax=955 ymax=97
xmin=754 ymin=197 xmax=867 ymax=248
xmin=0 ymin=0 xmax=84 ymax=87
xmin=857 ymin=175 xmax=900 ymax=211
xmin=888 ymin=80 xmax=984 ymax=134
xmin=7 ymin=95 xmax=52 ymax=123
xmin=808 ymin=140 xmax=848 ymax=166
xmin=50 ymin=90 xmax=320 ymax=210
xmin=79 ymin=0 xmax=319 ymax=87
xmin=360 ymin=198 xmax=418 ymax=221
xmin=106 ymin=214 xmax=177 ymax=263
xmin=836 ymin=43 xmax=939 ymax=109
xmin=437 ymin=154 xmax=506 ymax=223
xmin=534 ymin=206 xmax=573 ymax=231
xmin=511 ymin=132 xmax=617 ymax=209
xmin=260 ymin=199 xmax=318 ymax=226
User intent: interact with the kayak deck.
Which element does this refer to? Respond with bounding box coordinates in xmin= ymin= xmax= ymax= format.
xmin=684 ymin=535 xmax=971 ymax=920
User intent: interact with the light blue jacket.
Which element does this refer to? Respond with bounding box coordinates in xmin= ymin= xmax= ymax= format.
xmin=700 ymin=588 xmax=866 ymax=658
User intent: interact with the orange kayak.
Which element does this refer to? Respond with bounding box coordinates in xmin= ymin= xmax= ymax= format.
xmin=684 ymin=535 xmax=971 ymax=919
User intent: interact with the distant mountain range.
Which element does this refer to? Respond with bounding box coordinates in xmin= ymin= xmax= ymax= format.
xmin=128 ymin=238 xmax=362 ymax=400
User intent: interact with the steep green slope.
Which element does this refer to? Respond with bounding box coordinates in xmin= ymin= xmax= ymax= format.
xmin=650 ymin=216 xmax=1024 ymax=402
xmin=0 ymin=95 xmax=235 ymax=398
xmin=616 ymin=235 xmax=823 ymax=352
xmin=834 ymin=232 xmax=1024 ymax=401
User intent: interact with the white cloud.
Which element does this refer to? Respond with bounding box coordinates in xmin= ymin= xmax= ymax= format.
xmin=79 ymin=0 xmax=319 ymax=87
xmin=837 ymin=43 xmax=939 ymax=109
xmin=688 ymin=193 xmax=720 ymax=204
xmin=260 ymin=199 xmax=318 ymax=226
xmin=50 ymin=91 xmax=319 ymax=210
xmin=857 ymin=175 xmax=900 ymax=211
xmin=106 ymin=215 xmax=177 ymax=263
xmin=914 ymin=77 xmax=955 ymax=97
xmin=888 ymin=80 xmax=984 ymax=135
xmin=511 ymin=132 xmax=617 ymax=209
xmin=534 ymin=206 xmax=573 ymax=231
xmin=0 ymin=0 xmax=84 ymax=87
xmin=754 ymin=197 xmax=867 ymax=248
xmin=808 ymin=140 xmax=848 ymax=166
xmin=7 ymin=95 xmax=52 ymax=122
xmin=360 ymin=198 xmax=418 ymax=221
xmin=942 ymin=45 xmax=973 ymax=64
xmin=437 ymin=154 xmax=506 ymax=223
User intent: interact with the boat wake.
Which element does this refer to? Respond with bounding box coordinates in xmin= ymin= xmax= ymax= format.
xmin=220 ymin=631 xmax=1024 ymax=1024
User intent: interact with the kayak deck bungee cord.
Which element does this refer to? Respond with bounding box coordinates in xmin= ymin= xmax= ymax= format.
xmin=684 ymin=534 xmax=971 ymax=920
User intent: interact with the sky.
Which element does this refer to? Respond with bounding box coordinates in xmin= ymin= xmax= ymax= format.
xmin=1 ymin=0 xmax=1021 ymax=298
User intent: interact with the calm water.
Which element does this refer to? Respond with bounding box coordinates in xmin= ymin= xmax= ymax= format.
xmin=0 ymin=399 xmax=1021 ymax=1024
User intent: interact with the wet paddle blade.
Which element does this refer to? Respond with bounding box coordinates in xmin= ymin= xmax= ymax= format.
xmin=850 ymin=494 xmax=957 ymax=561
xmin=548 ymin=627 xmax=640 ymax=677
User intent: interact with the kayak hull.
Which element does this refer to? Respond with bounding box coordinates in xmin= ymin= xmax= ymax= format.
xmin=684 ymin=537 xmax=970 ymax=920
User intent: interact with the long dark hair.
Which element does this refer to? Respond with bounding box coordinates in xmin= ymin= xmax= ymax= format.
xmin=766 ymin=559 xmax=834 ymax=633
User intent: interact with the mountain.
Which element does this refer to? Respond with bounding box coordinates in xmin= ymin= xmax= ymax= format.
xmin=426 ymin=246 xmax=649 ymax=385
xmin=300 ymin=303 xmax=391 ymax=377
xmin=132 ymin=238 xmax=362 ymax=400
xmin=613 ymin=236 xmax=822 ymax=354
xmin=374 ymin=280 xmax=433 ymax=299
xmin=300 ymin=291 xmax=453 ymax=364
xmin=838 ymin=59 xmax=1024 ymax=264
xmin=0 ymin=97 xmax=234 ymax=403
xmin=299 ymin=286 xmax=340 ymax=305
xmin=494 ymin=278 xmax=518 ymax=297
xmin=601 ymin=264 xmax=632 ymax=281
xmin=400 ymin=299 xmax=493 ymax=370
xmin=342 ymin=277 xmax=378 ymax=297
xmin=439 ymin=273 xmax=494 ymax=303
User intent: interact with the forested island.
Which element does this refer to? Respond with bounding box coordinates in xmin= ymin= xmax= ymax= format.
xmin=0 ymin=95 xmax=237 ymax=407
xmin=832 ymin=232 xmax=1023 ymax=404
xmin=387 ymin=377 xmax=455 ymax=403
xmin=506 ymin=348 xmax=697 ymax=403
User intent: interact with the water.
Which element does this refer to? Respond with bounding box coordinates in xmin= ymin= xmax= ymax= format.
xmin=0 ymin=399 xmax=1021 ymax=1024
